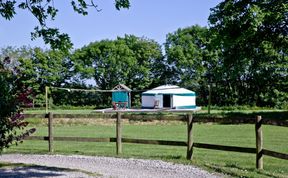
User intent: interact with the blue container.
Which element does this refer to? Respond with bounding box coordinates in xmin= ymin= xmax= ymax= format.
xmin=112 ymin=84 xmax=131 ymax=109
xmin=112 ymin=91 xmax=128 ymax=102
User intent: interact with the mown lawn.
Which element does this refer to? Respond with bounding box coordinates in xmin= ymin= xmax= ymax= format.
xmin=4 ymin=118 xmax=288 ymax=178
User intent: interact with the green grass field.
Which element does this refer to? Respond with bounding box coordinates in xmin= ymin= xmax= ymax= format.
xmin=4 ymin=117 xmax=288 ymax=178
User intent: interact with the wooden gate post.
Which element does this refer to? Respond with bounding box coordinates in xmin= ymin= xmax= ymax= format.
xmin=48 ymin=112 xmax=54 ymax=153
xmin=116 ymin=112 xmax=122 ymax=154
xmin=187 ymin=113 xmax=194 ymax=160
xmin=256 ymin=115 xmax=263 ymax=169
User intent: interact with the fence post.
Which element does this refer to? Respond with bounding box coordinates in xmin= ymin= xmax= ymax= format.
xmin=48 ymin=112 xmax=53 ymax=153
xmin=116 ymin=112 xmax=122 ymax=154
xmin=187 ymin=113 xmax=193 ymax=160
xmin=208 ymin=85 xmax=211 ymax=114
xmin=256 ymin=115 xmax=263 ymax=169
xmin=45 ymin=86 xmax=48 ymax=114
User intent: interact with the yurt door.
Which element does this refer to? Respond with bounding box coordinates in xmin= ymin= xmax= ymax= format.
xmin=163 ymin=94 xmax=171 ymax=108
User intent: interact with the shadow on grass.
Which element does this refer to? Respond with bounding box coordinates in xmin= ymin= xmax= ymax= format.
xmin=149 ymin=155 xmax=183 ymax=160
xmin=206 ymin=163 xmax=282 ymax=178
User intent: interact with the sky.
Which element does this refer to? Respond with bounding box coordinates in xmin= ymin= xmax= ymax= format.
xmin=0 ymin=0 xmax=222 ymax=50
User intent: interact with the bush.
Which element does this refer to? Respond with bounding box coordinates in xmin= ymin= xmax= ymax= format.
xmin=0 ymin=57 xmax=35 ymax=152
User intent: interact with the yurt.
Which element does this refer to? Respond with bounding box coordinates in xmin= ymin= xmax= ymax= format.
xmin=141 ymin=85 xmax=196 ymax=109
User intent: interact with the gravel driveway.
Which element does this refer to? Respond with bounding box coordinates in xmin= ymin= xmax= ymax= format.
xmin=0 ymin=154 xmax=222 ymax=178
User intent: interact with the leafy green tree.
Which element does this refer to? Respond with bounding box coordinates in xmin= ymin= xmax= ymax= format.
xmin=0 ymin=0 xmax=130 ymax=51
xmin=72 ymin=35 xmax=164 ymax=105
xmin=209 ymin=0 xmax=288 ymax=107
xmin=118 ymin=35 xmax=166 ymax=89
xmin=73 ymin=35 xmax=164 ymax=90
xmin=18 ymin=48 xmax=73 ymax=106
xmin=165 ymin=25 xmax=221 ymax=104
xmin=165 ymin=25 xmax=209 ymax=87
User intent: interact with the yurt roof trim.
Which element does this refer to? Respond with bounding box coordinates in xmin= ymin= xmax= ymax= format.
xmin=142 ymin=85 xmax=195 ymax=95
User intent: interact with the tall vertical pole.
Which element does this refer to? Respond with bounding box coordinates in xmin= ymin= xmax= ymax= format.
xmin=48 ymin=112 xmax=53 ymax=153
xmin=129 ymin=92 xmax=131 ymax=109
xmin=116 ymin=112 xmax=122 ymax=154
xmin=45 ymin=86 xmax=48 ymax=114
xmin=208 ymin=84 xmax=211 ymax=114
xmin=187 ymin=113 xmax=194 ymax=160
xmin=256 ymin=115 xmax=263 ymax=169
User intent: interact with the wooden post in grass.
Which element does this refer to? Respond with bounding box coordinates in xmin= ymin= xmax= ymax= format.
xmin=45 ymin=86 xmax=48 ymax=114
xmin=208 ymin=84 xmax=211 ymax=114
xmin=187 ymin=113 xmax=193 ymax=160
xmin=256 ymin=115 xmax=263 ymax=169
xmin=48 ymin=112 xmax=54 ymax=153
xmin=116 ymin=112 xmax=122 ymax=154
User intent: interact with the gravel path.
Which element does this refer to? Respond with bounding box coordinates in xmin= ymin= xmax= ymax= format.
xmin=0 ymin=154 xmax=222 ymax=178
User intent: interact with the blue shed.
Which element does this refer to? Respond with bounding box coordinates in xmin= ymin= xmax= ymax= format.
xmin=112 ymin=84 xmax=132 ymax=109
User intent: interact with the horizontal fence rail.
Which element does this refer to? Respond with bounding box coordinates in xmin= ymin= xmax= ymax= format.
xmin=25 ymin=136 xmax=187 ymax=146
xmin=263 ymin=149 xmax=288 ymax=160
xmin=25 ymin=136 xmax=115 ymax=142
xmin=24 ymin=114 xmax=288 ymax=127
xmin=194 ymin=143 xmax=255 ymax=154
xmin=25 ymin=136 xmax=256 ymax=153
xmin=23 ymin=112 xmax=287 ymax=170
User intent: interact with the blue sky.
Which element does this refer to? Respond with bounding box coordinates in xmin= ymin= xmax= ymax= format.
xmin=0 ymin=0 xmax=221 ymax=49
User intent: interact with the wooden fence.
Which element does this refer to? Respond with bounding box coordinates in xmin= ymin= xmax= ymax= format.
xmin=24 ymin=112 xmax=288 ymax=169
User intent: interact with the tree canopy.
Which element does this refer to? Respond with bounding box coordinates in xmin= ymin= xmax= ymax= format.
xmin=72 ymin=35 xmax=164 ymax=90
xmin=208 ymin=0 xmax=288 ymax=107
xmin=0 ymin=0 xmax=130 ymax=51
xmin=165 ymin=25 xmax=212 ymax=87
xmin=165 ymin=25 xmax=221 ymax=105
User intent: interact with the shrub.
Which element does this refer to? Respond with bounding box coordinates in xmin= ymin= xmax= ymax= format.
xmin=0 ymin=57 xmax=35 ymax=152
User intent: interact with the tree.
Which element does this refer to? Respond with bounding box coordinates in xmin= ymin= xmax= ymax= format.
xmin=209 ymin=0 xmax=288 ymax=107
xmin=73 ymin=35 xmax=164 ymax=90
xmin=165 ymin=25 xmax=209 ymax=87
xmin=0 ymin=0 xmax=131 ymax=51
xmin=0 ymin=57 xmax=35 ymax=152
xmin=72 ymin=35 xmax=165 ymax=105
xmin=118 ymin=35 xmax=166 ymax=89
xmin=18 ymin=47 xmax=73 ymax=106
xmin=165 ymin=25 xmax=220 ymax=104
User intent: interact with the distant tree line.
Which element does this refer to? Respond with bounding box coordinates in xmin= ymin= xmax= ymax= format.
xmin=0 ymin=0 xmax=287 ymax=108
